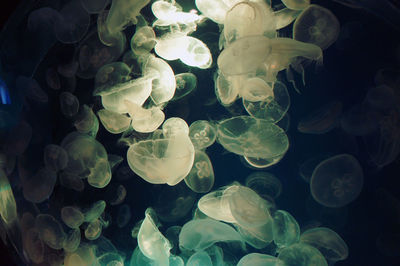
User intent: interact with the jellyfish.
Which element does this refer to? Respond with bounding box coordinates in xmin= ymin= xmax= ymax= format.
xmin=131 ymin=26 xmax=157 ymax=55
xmin=293 ymin=4 xmax=340 ymax=50
xmin=179 ymin=36 xmax=213 ymax=69
xmin=57 ymin=61 xmax=79 ymax=78
xmin=81 ymin=0 xmax=110 ymax=14
xmin=245 ymin=172 xmax=282 ymax=200
xmin=186 ymin=250 xmax=213 ymax=266
xmin=110 ymin=184 xmax=127 ymax=206
xmin=63 ymin=228 xmax=81 ymax=252
xmin=85 ymin=218 xmax=103 ymax=240
xmin=274 ymin=8 xmax=302 ymax=30
xmin=162 ymin=117 xmax=190 ymax=137
xmin=22 ymin=168 xmax=57 ymax=203
xmin=116 ymin=204 xmax=131 ymax=228
xmin=0 ymin=169 xmax=17 ymax=225
xmin=97 ymin=109 xmax=131 ymax=134
xmin=97 ymin=252 xmax=125 ymax=266
xmin=281 ymin=0 xmax=310 ymax=10
xmin=299 ymin=153 xmax=333 ymax=183
xmin=83 ymin=200 xmax=106 ymax=223
xmin=94 ymin=62 xmax=131 ymax=94
xmin=138 ymin=208 xmax=171 ymax=265
xmin=277 ymin=243 xmax=328 ymax=266
xmin=61 ymin=206 xmax=84 ymax=229
xmin=217 ymin=116 xmax=289 ymax=160
xmin=184 ymin=150 xmax=215 ymax=193
xmin=124 ymin=100 xmax=165 ymax=133
xmin=151 ymin=0 xmax=202 ymax=27
xmin=214 ymin=71 xmax=240 ymax=106
xmin=154 ymin=33 xmax=189 ymax=61
xmin=300 ymin=227 xmax=349 ymax=264
xmin=16 ymin=76 xmax=48 ymax=103
xmin=171 ymin=73 xmax=197 ymax=102
xmin=60 ymin=92 xmax=79 ymax=117
xmin=59 ymin=171 xmax=85 ymax=192
xmin=22 ymin=228 xmax=44 ymax=264
xmin=237 ymin=253 xmax=284 ymax=266
xmin=189 ymin=120 xmax=217 ymax=150
xmin=35 ymin=214 xmax=67 ymax=250
xmin=43 ymin=144 xmax=68 ymax=172
xmin=310 ymin=154 xmax=364 ymax=208
xmin=272 ymin=210 xmax=300 ymax=249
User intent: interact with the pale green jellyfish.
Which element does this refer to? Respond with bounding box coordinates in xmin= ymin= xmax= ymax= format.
xmin=235 ymin=222 xmax=273 ymax=249
xmin=0 ymin=169 xmax=17 ymax=225
xmin=97 ymin=109 xmax=131 ymax=134
xmin=151 ymin=0 xmax=202 ymax=26
xmin=237 ymin=253 xmax=284 ymax=266
xmin=110 ymin=184 xmax=127 ymax=206
xmin=274 ymin=8 xmax=302 ymax=30
xmin=59 ymin=171 xmax=85 ymax=192
xmin=179 ymin=218 xmax=243 ymax=251
xmin=97 ymin=9 xmax=127 ymax=47
xmin=281 ymin=0 xmax=310 ymax=10
xmin=64 ymin=243 xmax=97 ymax=266
xmin=189 ymin=120 xmax=217 ymax=150
xmin=35 ymin=214 xmax=67 ymax=250
xmin=138 ymin=208 xmax=172 ymax=266
xmin=293 ymin=4 xmax=340 ymax=50
xmin=131 ymin=26 xmax=156 ymax=55
xmin=154 ymin=33 xmax=188 ymax=61
xmin=195 ymin=0 xmax=231 ymax=24
xmin=300 ymin=227 xmax=349 ymax=264
xmin=310 ymin=154 xmax=364 ymax=208
xmin=83 ymin=200 xmax=106 ymax=223
xmin=94 ymin=62 xmax=131 ymax=93
xmin=124 ymin=100 xmax=165 ymax=133
xmin=171 ymin=73 xmax=197 ymax=101
xmin=184 ymin=150 xmax=215 ymax=193
xmin=214 ymin=71 xmax=240 ymax=106
xmin=43 ymin=144 xmax=68 ymax=172
xmin=272 ymin=210 xmax=301 ymax=249
xmin=162 ymin=117 xmax=190 ymax=138
xmin=60 ymin=91 xmax=79 ymax=117
xmin=74 ymin=105 xmax=99 ymax=137
xmin=179 ymin=36 xmax=213 ymax=69
xmin=63 ymin=228 xmax=81 ymax=252
xmin=85 ymin=218 xmax=103 ymax=240
xmin=186 ymin=250 xmax=212 ymax=266
xmin=245 ymin=171 xmax=282 ymax=200
xmin=61 ymin=206 xmax=84 ymax=229
xmin=278 ymin=243 xmax=328 ymax=266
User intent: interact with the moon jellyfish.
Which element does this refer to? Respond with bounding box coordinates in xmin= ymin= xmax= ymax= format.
xmin=59 ymin=172 xmax=85 ymax=192
xmin=245 ymin=172 xmax=282 ymax=201
xmin=278 ymin=243 xmax=328 ymax=266
xmin=293 ymin=4 xmax=340 ymax=50
xmin=73 ymin=105 xmax=100 ymax=136
xmin=217 ymin=116 xmax=289 ymax=160
xmin=179 ymin=218 xmax=243 ymax=251
xmin=298 ymin=101 xmax=343 ymax=134
xmin=300 ymin=227 xmax=349 ymax=264
xmin=85 ymin=218 xmax=103 ymax=240
xmin=138 ymin=208 xmax=171 ymax=265
xmin=61 ymin=206 xmax=84 ymax=229
xmin=125 ymin=100 xmax=165 ymax=133
xmin=131 ymin=26 xmax=156 ymax=55
xmin=97 ymin=109 xmax=131 ymax=134
xmin=23 ymin=228 xmax=44 ymax=264
xmin=60 ymin=92 xmax=79 ymax=117
xmin=184 ymin=150 xmax=215 ymax=193
xmin=35 ymin=214 xmax=67 ymax=250
xmin=22 ymin=168 xmax=57 ymax=203
xmin=299 ymin=153 xmax=333 ymax=183
xmin=195 ymin=0 xmax=231 ymax=24
xmin=171 ymin=73 xmax=197 ymax=101
xmin=94 ymin=62 xmax=131 ymax=93
xmin=154 ymin=33 xmax=188 ymax=61
xmin=281 ymin=0 xmax=310 ymax=10
xmin=0 ymin=169 xmax=17 ymax=225
xmin=272 ymin=210 xmax=300 ymax=249
xmin=187 ymin=250 xmax=212 ymax=266
xmin=43 ymin=144 xmax=68 ymax=172
xmin=310 ymin=154 xmax=364 ymax=208
xmin=237 ymin=253 xmax=284 ymax=266
xmin=274 ymin=8 xmax=302 ymax=30
xmin=54 ymin=0 xmax=90 ymax=44
xmin=116 ymin=204 xmax=131 ymax=228
xmin=81 ymin=0 xmax=110 ymax=14
xmin=110 ymin=184 xmax=127 ymax=206
xmin=63 ymin=228 xmax=81 ymax=252
xmin=179 ymin=36 xmax=213 ymax=69
xmin=242 ymin=81 xmax=290 ymax=123
xmin=189 ymin=120 xmax=217 ymax=150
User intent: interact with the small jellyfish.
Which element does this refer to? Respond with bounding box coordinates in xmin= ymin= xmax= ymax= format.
xmin=340 ymin=103 xmax=382 ymax=136
xmin=131 ymin=26 xmax=156 ymax=55
xmin=22 ymin=168 xmax=57 ymax=203
xmin=184 ymin=150 xmax=215 ymax=193
xmin=63 ymin=228 xmax=81 ymax=252
xmin=43 ymin=144 xmax=68 ymax=172
xmin=110 ymin=184 xmax=127 ymax=206
xmin=272 ymin=210 xmax=300 ymax=249
xmin=97 ymin=109 xmax=131 ymax=134
xmin=189 ymin=120 xmax=217 ymax=150
xmin=35 ymin=214 xmax=67 ymax=250
xmin=162 ymin=117 xmax=190 ymax=138
xmin=74 ymin=105 xmax=99 ymax=137
xmin=59 ymin=171 xmax=85 ymax=192
xmin=293 ymin=4 xmax=340 ymax=50
xmin=94 ymin=62 xmax=131 ymax=94
xmin=278 ymin=243 xmax=328 ymax=266
xmin=116 ymin=204 xmax=131 ymax=228
xmin=23 ymin=228 xmax=44 ymax=264
xmin=171 ymin=73 xmax=197 ymax=101
xmin=57 ymin=61 xmax=79 ymax=78
xmin=60 ymin=92 xmax=79 ymax=117
xmin=310 ymin=154 xmax=364 ymax=208
xmin=179 ymin=36 xmax=213 ymax=69
xmin=85 ymin=218 xmax=103 ymax=240
xmin=61 ymin=206 xmax=84 ymax=229
xmin=245 ymin=172 xmax=282 ymax=200
xmin=300 ymin=227 xmax=349 ymax=264
xmin=83 ymin=200 xmax=106 ymax=223
xmin=298 ymin=101 xmax=343 ymax=134
xmin=281 ymin=0 xmax=310 ymax=10
xmin=299 ymin=153 xmax=333 ymax=183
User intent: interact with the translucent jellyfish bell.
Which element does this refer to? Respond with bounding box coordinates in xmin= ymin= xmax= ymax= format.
xmin=154 ymin=33 xmax=188 ymax=61
xmin=245 ymin=172 xmax=282 ymax=200
xmin=189 ymin=120 xmax=217 ymax=150
xmin=124 ymin=100 xmax=165 ymax=133
xmin=293 ymin=4 xmax=340 ymax=50
xmin=35 ymin=214 xmax=67 ymax=250
xmin=237 ymin=253 xmax=284 ymax=266
xmin=94 ymin=62 xmax=131 ymax=94
xmin=274 ymin=8 xmax=302 ymax=30
xmin=180 ymin=36 xmax=213 ymax=69
xmin=281 ymin=0 xmax=310 ymax=10
xmin=272 ymin=210 xmax=300 ymax=248
xmin=278 ymin=243 xmax=328 ymax=266
xmin=81 ymin=0 xmax=110 ymax=14
xmin=187 ymin=251 xmax=212 ymax=266
xmin=61 ymin=206 xmax=84 ymax=229
xmin=60 ymin=92 xmax=79 ymax=117
xmin=43 ymin=144 xmax=68 ymax=172
xmin=172 ymin=73 xmax=197 ymax=101
xmin=184 ymin=150 xmax=215 ymax=193
xmin=97 ymin=109 xmax=131 ymax=134
xmin=310 ymin=154 xmax=364 ymax=208
xmin=195 ymin=0 xmax=230 ymax=24
xmin=131 ymin=26 xmax=157 ymax=55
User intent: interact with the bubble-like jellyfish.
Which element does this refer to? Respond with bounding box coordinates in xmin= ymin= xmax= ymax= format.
xmin=81 ymin=0 xmax=110 ymax=14
xmin=59 ymin=172 xmax=85 ymax=192
xmin=245 ymin=172 xmax=282 ymax=201
xmin=293 ymin=4 xmax=340 ymax=50
xmin=61 ymin=206 xmax=84 ymax=229
xmin=54 ymin=0 xmax=90 ymax=44
xmin=298 ymin=101 xmax=343 ymax=134
xmin=83 ymin=200 xmax=106 ymax=223
xmin=195 ymin=0 xmax=231 ymax=24
xmin=171 ymin=73 xmax=197 ymax=101
xmin=85 ymin=218 xmax=103 ymax=240
xmin=237 ymin=253 xmax=284 ymax=266
xmin=179 ymin=218 xmax=243 ymax=251
xmin=272 ymin=210 xmax=300 ymax=249
xmin=109 ymin=184 xmax=127 ymax=206
xmin=22 ymin=168 xmax=57 ymax=203
xmin=179 ymin=36 xmax=213 ymax=69
xmin=162 ymin=117 xmax=190 ymax=138
xmin=43 ymin=144 xmax=68 ymax=172
xmin=35 ymin=214 xmax=67 ymax=250
xmin=184 ymin=150 xmax=215 ymax=193
xmin=310 ymin=154 xmax=364 ymax=208
xmin=300 ymin=227 xmax=349 ymax=264
xmin=281 ymin=0 xmax=310 ymax=10
xmin=131 ymin=26 xmax=157 ymax=55
xmin=94 ymin=62 xmax=131 ymax=93
xmin=278 ymin=243 xmax=328 ymax=266
xmin=60 ymin=92 xmax=79 ymax=117
xmin=97 ymin=109 xmax=131 ymax=134
xmin=138 ymin=208 xmax=171 ymax=265
xmin=217 ymin=116 xmax=289 ymax=160
xmin=187 ymin=250 xmax=212 ymax=266
xmin=125 ymin=100 xmax=165 ymax=133
xmin=189 ymin=120 xmax=217 ymax=150
xmin=63 ymin=228 xmax=81 ymax=252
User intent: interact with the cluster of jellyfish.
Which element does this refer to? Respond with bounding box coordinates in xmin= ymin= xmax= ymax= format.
xmin=0 ymin=0 xmax=398 ymax=265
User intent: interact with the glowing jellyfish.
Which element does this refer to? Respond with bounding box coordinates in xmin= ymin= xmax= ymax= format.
xmin=124 ymin=100 xmax=165 ymax=133
xmin=154 ymin=33 xmax=187 ymax=61
xmin=300 ymin=227 xmax=349 ymax=264
xmin=54 ymin=0 xmax=90 ymax=44
xmin=189 ymin=120 xmax=217 ymax=150
xmin=272 ymin=210 xmax=300 ymax=248
xmin=35 ymin=214 xmax=67 ymax=250
xmin=60 ymin=92 xmax=79 ymax=117
xmin=282 ymin=0 xmax=310 ymax=10
xmin=274 ymin=8 xmax=302 ymax=30
xmin=94 ymin=62 xmax=131 ymax=93
xmin=217 ymin=116 xmax=289 ymax=159
xmin=195 ymin=0 xmax=230 ymax=24
xmin=22 ymin=168 xmax=57 ymax=203
xmin=171 ymin=72 xmax=197 ymax=101
xmin=110 ymin=184 xmax=127 ymax=206
xmin=310 ymin=154 xmax=364 ymax=208
xmin=97 ymin=109 xmax=131 ymax=134
xmin=293 ymin=4 xmax=340 ymax=50
xmin=245 ymin=172 xmax=282 ymax=200
xmin=298 ymin=101 xmax=342 ymax=134
xmin=162 ymin=117 xmax=190 ymax=137
xmin=131 ymin=26 xmax=156 ymax=55
xmin=0 ymin=169 xmax=17 ymax=225
xmin=179 ymin=36 xmax=213 ymax=69
xmin=63 ymin=228 xmax=81 ymax=252
xmin=187 ymin=251 xmax=212 ymax=266
xmin=138 ymin=208 xmax=171 ymax=265
xmin=64 ymin=243 xmax=97 ymax=266
xmin=184 ymin=150 xmax=215 ymax=193
xmin=214 ymin=71 xmax=240 ymax=106
xmin=179 ymin=218 xmax=243 ymax=251
xmin=278 ymin=243 xmax=328 ymax=266
xmin=85 ymin=218 xmax=103 ymax=240
xmin=117 ymin=204 xmax=131 ymax=228
xmin=61 ymin=206 xmax=84 ymax=229
xmin=43 ymin=144 xmax=68 ymax=172
xmin=97 ymin=9 xmax=127 ymax=47
xmin=237 ymin=253 xmax=284 ymax=266
xmin=83 ymin=200 xmax=106 ymax=223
